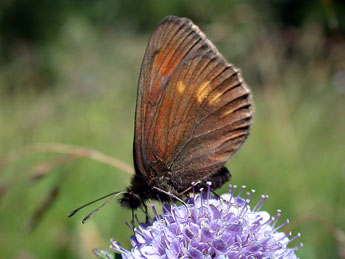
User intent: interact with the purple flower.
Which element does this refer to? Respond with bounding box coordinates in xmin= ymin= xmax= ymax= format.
xmin=110 ymin=184 xmax=302 ymax=258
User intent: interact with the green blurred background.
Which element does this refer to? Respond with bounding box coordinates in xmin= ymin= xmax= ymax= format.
xmin=1 ymin=0 xmax=345 ymax=258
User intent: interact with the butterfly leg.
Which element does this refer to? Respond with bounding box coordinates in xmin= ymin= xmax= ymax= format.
xmin=153 ymin=187 xmax=188 ymax=206
xmin=182 ymin=167 xmax=231 ymax=194
xmin=130 ymin=209 xmax=137 ymax=231
xmin=178 ymin=180 xmax=202 ymax=196
xmin=142 ymin=202 xmax=150 ymax=224
xmin=153 ymin=186 xmax=191 ymax=217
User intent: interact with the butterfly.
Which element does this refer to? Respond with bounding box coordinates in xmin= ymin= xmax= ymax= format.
xmin=119 ymin=16 xmax=253 ymax=209
xmin=69 ymin=16 xmax=253 ymax=222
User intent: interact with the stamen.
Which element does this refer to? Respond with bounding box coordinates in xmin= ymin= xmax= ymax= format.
xmin=292 ymin=243 xmax=304 ymax=251
xmin=279 ymin=242 xmax=303 ymax=257
xmin=156 ymin=195 xmax=170 ymax=214
xmin=151 ymin=204 xmax=159 ymax=219
xmin=271 ymin=210 xmax=282 ymax=228
xmin=253 ymin=195 xmax=265 ymax=212
xmin=230 ymin=185 xmax=237 ymax=202
xmin=206 ymin=181 xmax=212 ymax=200
xmin=110 ymin=239 xmax=129 ymax=253
xmin=287 ymin=233 xmax=301 ymax=245
xmin=191 ymin=181 xmax=196 ymax=197
xmin=262 ymin=216 xmax=274 ymax=228
xmin=276 ymin=231 xmax=291 ymax=242
xmin=273 ymin=219 xmax=289 ymax=233
xmin=257 ymin=195 xmax=269 ymax=211
xmin=239 ymin=199 xmax=250 ymax=218
xmin=199 ymin=188 xmax=204 ymax=214
xmin=237 ymin=185 xmax=246 ymax=197
xmin=247 ymin=189 xmax=256 ymax=202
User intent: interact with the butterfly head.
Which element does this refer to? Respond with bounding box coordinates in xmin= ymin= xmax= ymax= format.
xmin=119 ymin=191 xmax=142 ymax=209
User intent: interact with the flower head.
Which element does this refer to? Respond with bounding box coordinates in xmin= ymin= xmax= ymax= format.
xmin=110 ymin=184 xmax=302 ymax=258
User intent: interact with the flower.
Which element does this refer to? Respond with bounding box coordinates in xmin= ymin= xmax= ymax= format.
xmin=110 ymin=184 xmax=302 ymax=258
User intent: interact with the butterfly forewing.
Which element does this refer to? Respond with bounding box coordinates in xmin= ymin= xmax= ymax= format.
xmin=134 ymin=16 xmax=253 ymax=190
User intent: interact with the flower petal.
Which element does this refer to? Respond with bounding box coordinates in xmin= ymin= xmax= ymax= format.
xmin=212 ymin=239 xmax=227 ymax=254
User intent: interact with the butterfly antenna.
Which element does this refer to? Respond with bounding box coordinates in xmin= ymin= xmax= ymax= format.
xmin=68 ymin=191 xmax=126 ymax=218
xmin=81 ymin=191 xmax=127 ymax=223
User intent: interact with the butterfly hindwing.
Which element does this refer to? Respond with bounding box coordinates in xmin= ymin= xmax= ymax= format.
xmin=134 ymin=16 xmax=253 ymax=191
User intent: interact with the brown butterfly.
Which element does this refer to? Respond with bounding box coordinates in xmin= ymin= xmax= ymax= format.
xmin=69 ymin=16 xmax=253 ymax=221
xmin=119 ymin=16 xmax=253 ymax=209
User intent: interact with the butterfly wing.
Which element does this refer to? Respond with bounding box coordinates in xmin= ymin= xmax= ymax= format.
xmin=134 ymin=16 xmax=253 ymax=191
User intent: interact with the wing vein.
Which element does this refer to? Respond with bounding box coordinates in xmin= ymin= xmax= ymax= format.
xmin=148 ymin=36 xmax=203 ymax=163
